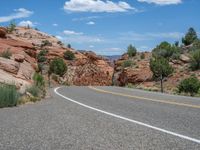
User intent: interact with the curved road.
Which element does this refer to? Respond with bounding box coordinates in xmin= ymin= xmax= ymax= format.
xmin=0 ymin=86 xmax=200 ymax=149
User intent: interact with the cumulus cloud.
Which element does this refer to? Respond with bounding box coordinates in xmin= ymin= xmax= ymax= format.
xmin=63 ymin=30 xmax=83 ymax=35
xmin=0 ymin=8 xmax=33 ymax=23
xmin=64 ymin=0 xmax=135 ymax=13
xmin=18 ymin=20 xmax=36 ymax=27
xmin=87 ymin=21 xmax=95 ymax=25
xmin=137 ymin=0 xmax=182 ymax=5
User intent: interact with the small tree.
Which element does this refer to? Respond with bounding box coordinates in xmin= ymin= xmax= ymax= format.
xmin=127 ymin=44 xmax=137 ymax=57
xmin=49 ymin=58 xmax=67 ymax=76
xmin=7 ymin=21 xmax=16 ymax=33
xmin=150 ymin=57 xmax=174 ymax=93
xmin=178 ymin=76 xmax=200 ymax=96
xmin=190 ymin=49 xmax=200 ymax=70
xmin=67 ymin=44 xmax=71 ymax=49
xmin=152 ymin=41 xmax=180 ymax=60
xmin=182 ymin=28 xmax=198 ymax=46
xmin=64 ymin=51 xmax=75 ymax=60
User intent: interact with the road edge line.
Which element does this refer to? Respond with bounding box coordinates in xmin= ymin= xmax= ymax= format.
xmin=54 ymin=87 xmax=200 ymax=144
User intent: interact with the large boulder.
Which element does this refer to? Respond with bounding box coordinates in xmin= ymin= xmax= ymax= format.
xmin=0 ymin=27 xmax=7 ymax=38
xmin=180 ymin=54 xmax=190 ymax=63
xmin=117 ymin=67 xmax=153 ymax=86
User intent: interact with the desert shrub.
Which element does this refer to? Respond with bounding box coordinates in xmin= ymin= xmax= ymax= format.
xmin=26 ymin=85 xmax=40 ymax=97
xmin=190 ymin=49 xmax=200 ymax=70
xmin=152 ymin=41 xmax=180 ymax=59
xmin=57 ymin=41 xmax=63 ymax=46
xmin=178 ymin=76 xmax=200 ymax=96
xmin=49 ymin=58 xmax=67 ymax=76
xmin=7 ymin=21 xmax=16 ymax=33
xmin=126 ymin=83 xmax=136 ymax=88
xmin=0 ymin=49 xmax=12 ymax=59
xmin=64 ymin=51 xmax=75 ymax=60
xmin=127 ymin=44 xmax=137 ymax=57
xmin=37 ymin=49 xmax=48 ymax=63
xmin=189 ymin=39 xmax=200 ymax=51
xmin=182 ymin=27 xmax=198 ymax=46
xmin=33 ymin=73 xmax=45 ymax=88
xmin=122 ymin=60 xmax=133 ymax=68
xmin=140 ymin=53 xmax=145 ymax=59
xmin=0 ymin=84 xmax=19 ymax=108
xmin=41 ymin=40 xmax=52 ymax=47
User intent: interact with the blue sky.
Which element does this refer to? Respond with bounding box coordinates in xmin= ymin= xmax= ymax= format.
xmin=0 ymin=0 xmax=199 ymax=55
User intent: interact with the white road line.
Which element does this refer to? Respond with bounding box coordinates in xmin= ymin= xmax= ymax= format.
xmin=54 ymin=87 xmax=200 ymax=144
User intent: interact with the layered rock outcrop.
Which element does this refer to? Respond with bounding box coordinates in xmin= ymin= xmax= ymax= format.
xmin=0 ymin=26 xmax=114 ymax=91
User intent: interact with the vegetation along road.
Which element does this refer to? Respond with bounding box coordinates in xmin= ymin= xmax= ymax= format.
xmin=0 ymin=86 xmax=200 ymax=150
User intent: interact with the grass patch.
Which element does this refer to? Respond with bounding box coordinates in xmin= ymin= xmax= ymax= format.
xmin=0 ymin=84 xmax=19 ymax=108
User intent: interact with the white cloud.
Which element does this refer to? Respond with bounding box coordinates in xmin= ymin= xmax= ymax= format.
xmin=64 ymin=0 xmax=135 ymax=13
xmin=56 ymin=35 xmax=63 ymax=40
xmin=120 ymin=32 xmax=183 ymax=41
xmin=109 ymin=47 xmax=121 ymax=51
xmin=137 ymin=0 xmax=182 ymax=5
xmin=63 ymin=30 xmax=83 ymax=35
xmin=18 ymin=20 xmax=36 ymax=27
xmin=89 ymin=45 xmax=94 ymax=48
xmin=0 ymin=8 xmax=33 ymax=23
xmin=87 ymin=21 xmax=95 ymax=25
xmin=64 ymin=35 xmax=103 ymax=43
xmin=53 ymin=23 xmax=58 ymax=26
xmin=72 ymin=16 xmax=100 ymax=21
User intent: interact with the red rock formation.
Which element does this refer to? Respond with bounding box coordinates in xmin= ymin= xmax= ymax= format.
xmin=0 ymin=26 xmax=114 ymax=90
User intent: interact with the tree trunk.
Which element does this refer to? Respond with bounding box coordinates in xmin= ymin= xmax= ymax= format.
xmin=160 ymin=74 xmax=164 ymax=93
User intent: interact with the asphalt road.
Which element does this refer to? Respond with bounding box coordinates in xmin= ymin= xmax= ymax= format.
xmin=0 ymin=86 xmax=200 ymax=150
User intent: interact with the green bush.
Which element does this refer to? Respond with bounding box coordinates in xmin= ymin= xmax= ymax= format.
xmin=140 ymin=53 xmax=145 ymax=59
xmin=0 ymin=84 xmax=19 ymax=108
xmin=37 ymin=49 xmax=48 ymax=63
xmin=0 ymin=49 xmax=12 ymax=59
xmin=57 ymin=41 xmax=63 ymax=46
xmin=49 ymin=58 xmax=67 ymax=76
xmin=190 ymin=49 xmax=200 ymax=71
xmin=64 ymin=51 xmax=75 ymax=60
xmin=178 ymin=76 xmax=200 ymax=96
xmin=122 ymin=60 xmax=133 ymax=68
xmin=7 ymin=21 xmax=16 ymax=33
xmin=26 ymin=85 xmax=40 ymax=97
xmin=182 ymin=27 xmax=198 ymax=46
xmin=33 ymin=73 xmax=45 ymax=88
xmin=152 ymin=41 xmax=180 ymax=59
xmin=127 ymin=44 xmax=137 ymax=57
xmin=41 ymin=40 xmax=52 ymax=47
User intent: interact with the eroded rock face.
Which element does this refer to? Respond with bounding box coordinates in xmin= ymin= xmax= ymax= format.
xmin=0 ymin=57 xmax=20 ymax=74
xmin=114 ymin=53 xmax=153 ymax=86
xmin=0 ymin=26 xmax=115 ymax=90
xmin=65 ymin=51 xmax=114 ymax=86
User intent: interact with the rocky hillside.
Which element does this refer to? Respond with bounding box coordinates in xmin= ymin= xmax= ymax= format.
xmin=114 ymin=47 xmax=200 ymax=94
xmin=0 ymin=26 xmax=113 ymax=92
